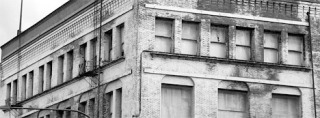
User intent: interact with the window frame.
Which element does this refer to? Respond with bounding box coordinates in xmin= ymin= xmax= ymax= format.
xmin=263 ymin=31 xmax=281 ymax=63
xmin=155 ymin=18 xmax=174 ymax=53
xmin=271 ymin=94 xmax=301 ymax=118
xmin=161 ymin=84 xmax=194 ymax=118
xmin=210 ymin=24 xmax=228 ymax=58
xmin=181 ymin=21 xmax=200 ymax=55
xmin=235 ymin=27 xmax=253 ymax=61
xmin=218 ymin=89 xmax=249 ymax=118
xmin=287 ymin=34 xmax=304 ymax=66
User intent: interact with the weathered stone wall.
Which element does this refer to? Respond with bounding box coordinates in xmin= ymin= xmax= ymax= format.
xmin=137 ymin=0 xmax=317 ymax=118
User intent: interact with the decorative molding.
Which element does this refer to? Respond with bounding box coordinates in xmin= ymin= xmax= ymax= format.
xmin=144 ymin=68 xmax=312 ymax=88
xmin=145 ymin=4 xmax=309 ymax=26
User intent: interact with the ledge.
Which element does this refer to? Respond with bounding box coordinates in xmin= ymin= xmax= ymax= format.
xmin=147 ymin=51 xmax=312 ymax=72
xmin=14 ymin=57 xmax=125 ymax=106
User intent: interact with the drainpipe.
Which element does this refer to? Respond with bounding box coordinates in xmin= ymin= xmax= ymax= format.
xmin=307 ymin=9 xmax=317 ymax=118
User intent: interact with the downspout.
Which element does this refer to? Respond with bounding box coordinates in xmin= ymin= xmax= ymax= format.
xmin=307 ymin=9 xmax=317 ymax=118
xmin=132 ymin=0 xmax=142 ymax=117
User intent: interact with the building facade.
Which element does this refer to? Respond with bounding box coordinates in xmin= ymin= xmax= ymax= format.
xmin=1 ymin=0 xmax=320 ymax=118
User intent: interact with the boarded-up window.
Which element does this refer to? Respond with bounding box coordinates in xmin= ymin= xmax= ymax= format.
xmin=236 ymin=29 xmax=251 ymax=60
xmin=288 ymin=35 xmax=303 ymax=65
xmin=210 ymin=25 xmax=228 ymax=58
xmin=272 ymin=94 xmax=300 ymax=118
xmin=182 ymin=22 xmax=199 ymax=55
xmin=161 ymin=84 xmax=192 ymax=118
xmin=155 ymin=18 xmax=173 ymax=52
xmin=264 ymin=31 xmax=280 ymax=63
xmin=218 ymin=90 xmax=248 ymax=118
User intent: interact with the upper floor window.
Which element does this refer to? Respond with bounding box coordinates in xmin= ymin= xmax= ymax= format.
xmin=21 ymin=74 xmax=27 ymax=100
xmin=210 ymin=25 xmax=228 ymax=58
xmin=182 ymin=21 xmax=199 ymax=55
xmin=117 ymin=24 xmax=125 ymax=57
xmin=105 ymin=30 xmax=113 ymax=61
xmin=38 ymin=65 xmax=44 ymax=93
xmin=155 ymin=18 xmax=173 ymax=53
xmin=218 ymin=90 xmax=248 ymax=118
xmin=264 ymin=31 xmax=280 ymax=63
xmin=236 ymin=28 xmax=252 ymax=60
xmin=288 ymin=34 xmax=303 ymax=65
xmin=46 ymin=61 xmax=53 ymax=90
xmin=272 ymin=94 xmax=300 ymax=118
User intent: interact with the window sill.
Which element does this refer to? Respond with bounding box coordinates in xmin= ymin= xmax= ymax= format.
xmin=148 ymin=51 xmax=311 ymax=72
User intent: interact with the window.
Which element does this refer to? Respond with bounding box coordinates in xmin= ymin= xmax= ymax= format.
xmin=12 ymin=80 xmax=18 ymax=104
xmin=105 ymin=89 xmax=123 ymax=118
xmin=90 ymin=39 xmax=97 ymax=69
xmin=182 ymin=21 xmax=199 ymax=55
xmin=80 ymin=43 xmax=87 ymax=62
xmin=117 ymin=24 xmax=125 ymax=57
xmin=115 ymin=88 xmax=122 ymax=118
xmin=272 ymin=94 xmax=300 ymax=118
xmin=65 ymin=107 xmax=71 ymax=118
xmin=288 ymin=34 xmax=303 ymax=65
xmin=218 ymin=90 xmax=248 ymax=118
xmin=210 ymin=25 xmax=228 ymax=58
xmin=21 ymin=74 xmax=27 ymax=100
xmin=79 ymin=101 xmax=87 ymax=118
xmin=38 ymin=65 xmax=44 ymax=93
xmin=236 ymin=28 xmax=252 ymax=60
xmin=27 ymin=71 xmax=34 ymax=98
xmin=161 ymin=84 xmax=192 ymax=118
xmin=106 ymin=92 xmax=113 ymax=118
xmin=264 ymin=31 xmax=280 ymax=63
xmin=57 ymin=55 xmax=64 ymax=84
xmin=46 ymin=61 xmax=52 ymax=90
xmin=66 ymin=50 xmax=73 ymax=81
xmin=89 ymin=98 xmax=95 ymax=118
xmin=105 ymin=30 xmax=113 ymax=61
xmin=155 ymin=18 xmax=173 ymax=52
xmin=56 ymin=110 xmax=64 ymax=118
xmin=6 ymin=83 xmax=11 ymax=103
xmin=79 ymin=43 xmax=87 ymax=74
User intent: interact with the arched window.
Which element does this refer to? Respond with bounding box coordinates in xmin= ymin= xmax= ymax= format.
xmin=272 ymin=86 xmax=301 ymax=118
xmin=161 ymin=76 xmax=194 ymax=118
xmin=218 ymin=81 xmax=249 ymax=118
xmin=104 ymin=80 xmax=122 ymax=118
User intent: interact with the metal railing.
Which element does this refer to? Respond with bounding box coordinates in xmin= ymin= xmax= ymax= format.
xmin=79 ymin=56 xmax=98 ymax=76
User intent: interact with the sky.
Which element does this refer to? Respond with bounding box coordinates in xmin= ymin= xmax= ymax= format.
xmin=0 ymin=0 xmax=68 ymax=60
